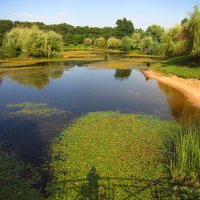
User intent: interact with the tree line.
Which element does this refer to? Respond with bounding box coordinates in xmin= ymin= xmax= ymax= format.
xmin=0 ymin=17 xmax=164 ymax=57
xmin=0 ymin=5 xmax=200 ymax=59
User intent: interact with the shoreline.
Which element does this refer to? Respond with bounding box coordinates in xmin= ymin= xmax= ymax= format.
xmin=144 ymin=70 xmax=200 ymax=109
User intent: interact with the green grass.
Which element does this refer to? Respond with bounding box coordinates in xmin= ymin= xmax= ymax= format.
xmin=49 ymin=112 xmax=170 ymax=199
xmin=153 ymin=56 xmax=200 ymax=79
xmin=7 ymin=102 xmax=65 ymax=117
xmin=165 ymin=118 xmax=200 ymax=185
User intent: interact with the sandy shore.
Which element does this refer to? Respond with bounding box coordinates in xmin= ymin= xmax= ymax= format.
xmin=144 ymin=70 xmax=200 ymax=109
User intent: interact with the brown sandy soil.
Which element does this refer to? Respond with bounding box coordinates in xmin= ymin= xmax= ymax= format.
xmin=144 ymin=70 xmax=200 ymax=109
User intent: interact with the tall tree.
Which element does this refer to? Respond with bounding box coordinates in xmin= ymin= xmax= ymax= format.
xmin=0 ymin=20 xmax=13 ymax=46
xmin=188 ymin=5 xmax=200 ymax=57
xmin=116 ymin=18 xmax=134 ymax=38
xmin=146 ymin=25 xmax=165 ymax=42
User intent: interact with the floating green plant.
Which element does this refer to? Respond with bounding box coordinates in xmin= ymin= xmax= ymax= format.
xmin=7 ymin=102 xmax=65 ymax=117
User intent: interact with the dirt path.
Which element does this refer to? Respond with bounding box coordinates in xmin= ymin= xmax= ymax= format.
xmin=144 ymin=70 xmax=200 ymax=109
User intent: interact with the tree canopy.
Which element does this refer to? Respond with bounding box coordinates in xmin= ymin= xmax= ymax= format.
xmin=3 ymin=26 xmax=63 ymax=57
xmin=116 ymin=18 xmax=134 ymax=38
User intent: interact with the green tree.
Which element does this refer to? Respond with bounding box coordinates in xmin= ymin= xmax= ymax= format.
xmin=4 ymin=26 xmax=63 ymax=58
xmin=46 ymin=31 xmax=63 ymax=57
xmin=4 ymin=27 xmax=22 ymax=51
xmin=83 ymin=38 xmax=93 ymax=46
xmin=141 ymin=36 xmax=154 ymax=53
xmin=131 ymin=32 xmax=142 ymax=50
xmin=107 ymin=37 xmax=121 ymax=49
xmin=23 ymin=26 xmax=46 ymax=57
xmin=146 ymin=25 xmax=165 ymax=42
xmin=0 ymin=20 xmax=13 ymax=47
xmin=120 ymin=36 xmax=133 ymax=51
xmin=116 ymin=18 xmax=134 ymax=38
xmin=94 ymin=37 xmax=106 ymax=47
xmin=188 ymin=5 xmax=200 ymax=57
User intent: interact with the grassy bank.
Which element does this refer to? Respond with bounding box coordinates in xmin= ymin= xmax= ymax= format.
xmin=153 ymin=56 xmax=200 ymax=79
xmin=49 ymin=112 xmax=170 ymax=199
xmin=0 ymin=49 xmax=159 ymax=69
xmin=0 ymin=50 xmax=104 ymax=68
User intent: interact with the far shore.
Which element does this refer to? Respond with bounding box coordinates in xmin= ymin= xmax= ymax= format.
xmin=144 ymin=70 xmax=200 ymax=109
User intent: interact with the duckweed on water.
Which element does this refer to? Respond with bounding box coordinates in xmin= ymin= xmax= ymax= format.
xmin=48 ymin=112 xmax=171 ymax=199
xmin=7 ymin=102 xmax=65 ymax=117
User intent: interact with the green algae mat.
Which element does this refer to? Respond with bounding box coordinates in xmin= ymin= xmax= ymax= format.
xmin=49 ymin=112 xmax=170 ymax=199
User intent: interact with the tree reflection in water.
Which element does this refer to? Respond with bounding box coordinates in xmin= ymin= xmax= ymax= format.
xmin=0 ymin=62 xmax=68 ymax=89
xmin=114 ymin=69 xmax=132 ymax=80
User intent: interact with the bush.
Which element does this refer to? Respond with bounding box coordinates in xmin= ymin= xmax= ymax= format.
xmin=107 ymin=37 xmax=121 ymax=49
xmin=83 ymin=38 xmax=93 ymax=46
xmin=120 ymin=36 xmax=133 ymax=51
xmin=94 ymin=37 xmax=106 ymax=47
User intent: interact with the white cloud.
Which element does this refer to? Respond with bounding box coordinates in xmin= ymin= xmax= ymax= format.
xmin=13 ymin=12 xmax=68 ymax=24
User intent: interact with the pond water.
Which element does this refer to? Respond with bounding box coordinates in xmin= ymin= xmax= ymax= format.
xmin=0 ymin=61 xmax=199 ymax=165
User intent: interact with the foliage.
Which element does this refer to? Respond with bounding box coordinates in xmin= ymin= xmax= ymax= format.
xmin=107 ymin=37 xmax=121 ymax=49
xmin=141 ymin=36 xmax=154 ymax=54
xmin=164 ymin=118 xmax=200 ymax=187
xmin=131 ymin=32 xmax=142 ymax=50
xmin=116 ymin=18 xmax=134 ymax=38
xmin=3 ymin=26 xmax=63 ymax=58
xmin=94 ymin=37 xmax=106 ymax=47
xmin=160 ymin=5 xmax=200 ymax=59
xmin=146 ymin=25 xmax=165 ymax=42
xmin=120 ymin=36 xmax=133 ymax=51
xmin=188 ymin=5 xmax=200 ymax=57
xmin=0 ymin=146 xmax=43 ymax=200
xmin=0 ymin=20 xmax=13 ymax=46
xmin=7 ymin=102 xmax=65 ymax=117
xmin=83 ymin=37 xmax=93 ymax=46
xmin=48 ymin=112 xmax=168 ymax=199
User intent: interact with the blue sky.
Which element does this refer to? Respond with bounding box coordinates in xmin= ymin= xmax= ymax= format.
xmin=0 ymin=0 xmax=199 ymax=29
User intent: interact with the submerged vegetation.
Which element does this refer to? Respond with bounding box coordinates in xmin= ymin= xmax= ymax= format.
xmin=0 ymin=145 xmax=43 ymax=200
xmin=7 ymin=102 xmax=65 ymax=117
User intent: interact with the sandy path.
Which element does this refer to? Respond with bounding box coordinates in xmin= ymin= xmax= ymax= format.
xmin=144 ymin=70 xmax=200 ymax=109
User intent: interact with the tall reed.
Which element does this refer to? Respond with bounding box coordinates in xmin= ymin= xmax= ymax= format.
xmin=166 ymin=118 xmax=200 ymax=184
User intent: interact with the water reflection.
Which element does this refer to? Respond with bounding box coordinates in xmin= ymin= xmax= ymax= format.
xmin=158 ymin=82 xmax=200 ymax=119
xmin=114 ymin=69 xmax=132 ymax=80
xmin=0 ymin=77 xmax=3 ymax=86
xmin=0 ymin=62 xmax=200 ymax=165
xmin=0 ymin=63 xmax=66 ymax=89
xmin=104 ymin=52 xmax=124 ymax=61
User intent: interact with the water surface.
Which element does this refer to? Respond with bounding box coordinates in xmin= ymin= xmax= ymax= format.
xmin=0 ymin=61 xmax=199 ymax=165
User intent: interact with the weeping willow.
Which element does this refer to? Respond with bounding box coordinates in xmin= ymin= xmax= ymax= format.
xmin=189 ymin=6 xmax=200 ymax=57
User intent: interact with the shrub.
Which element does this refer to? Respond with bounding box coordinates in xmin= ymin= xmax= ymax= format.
xmin=107 ymin=37 xmax=121 ymax=49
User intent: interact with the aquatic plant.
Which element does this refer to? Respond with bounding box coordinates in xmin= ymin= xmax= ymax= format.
xmin=0 ymin=144 xmax=44 ymax=200
xmin=48 ymin=112 xmax=169 ymax=199
xmin=165 ymin=118 xmax=200 ymax=185
xmin=7 ymin=102 xmax=65 ymax=117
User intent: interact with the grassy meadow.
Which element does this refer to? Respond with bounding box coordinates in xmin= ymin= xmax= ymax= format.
xmin=153 ymin=56 xmax=200 ymax=79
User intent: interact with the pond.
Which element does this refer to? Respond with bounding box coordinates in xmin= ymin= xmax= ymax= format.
xmin=0 ymin=61 xmax=199 ymax=166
